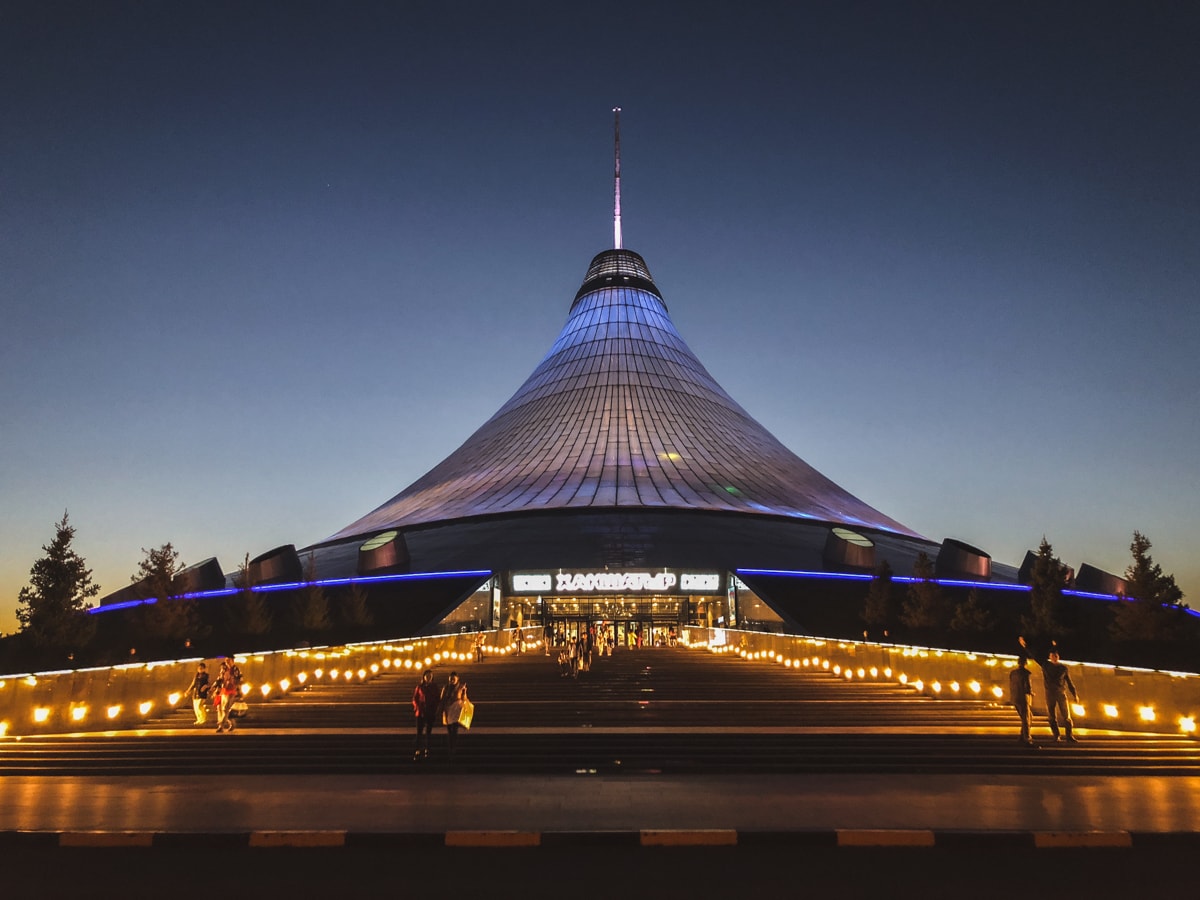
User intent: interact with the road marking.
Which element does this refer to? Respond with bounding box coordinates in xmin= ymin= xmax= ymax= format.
xmin=640 ymin=830 xmax=738 ymax=846
xmin=445 ymin=831 xmax=541 ymax=847
xmin=249 ymin=831 xmax=347 ymax=847
xmin=1034 ymin=831 xmax=1132 ymax=848
xmin=837 ymin=830 xmax=935 ymax=847
xmin=60 ymin=832 xmax=154 ymax=847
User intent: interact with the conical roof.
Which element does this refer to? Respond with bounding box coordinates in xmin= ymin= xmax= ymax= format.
xmin=329 ymin=249 xmax=921 ymax=542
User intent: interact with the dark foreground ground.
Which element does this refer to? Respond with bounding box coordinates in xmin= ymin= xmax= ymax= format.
xmin=5 ymin=842 xmax=1197 ymax=899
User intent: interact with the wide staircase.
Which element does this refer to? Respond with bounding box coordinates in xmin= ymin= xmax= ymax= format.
xmin=2 ymin=644 xmax=1198 ymax=776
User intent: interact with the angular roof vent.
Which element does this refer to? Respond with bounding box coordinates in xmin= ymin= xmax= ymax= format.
xmin=174 ymin=557 xmax=225 ymax=594
xmin=248 ymin=544 xmax=302 ymax=586
xmin=823 ymin=527 xmax=876 ymax=571
xmin=935 ymin=538 xmax=991 ymax=580
xmin=1017 ymin=550 xmax=1075 ymax=587
xmin=1075 ymin=563 xmax=1127 ymax=596
xmin=357 ymin=530 xmax=410 ymax=575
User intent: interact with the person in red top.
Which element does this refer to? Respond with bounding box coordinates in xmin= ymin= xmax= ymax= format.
xmin=411 ymin=669 xmax=440 ymax=761
xmin=214 ymin=657 xmax=243 ymax=734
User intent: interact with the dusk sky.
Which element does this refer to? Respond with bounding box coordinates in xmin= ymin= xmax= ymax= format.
xmin=2 ymin=2 xmax=1197 ymax=634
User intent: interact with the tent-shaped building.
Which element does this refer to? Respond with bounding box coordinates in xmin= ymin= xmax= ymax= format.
xmin=101 ymin=119 xmax=1125 ymax=646
xmin=275 ymin=241 xmax=1000 ymax=640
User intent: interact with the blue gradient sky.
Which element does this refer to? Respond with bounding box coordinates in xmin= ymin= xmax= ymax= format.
xmin=2 ymin=3 xmax=1197 ymax=633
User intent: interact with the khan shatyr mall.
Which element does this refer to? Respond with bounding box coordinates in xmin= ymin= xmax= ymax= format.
xmin=96 ymin=113 xmax=1131 ymax=645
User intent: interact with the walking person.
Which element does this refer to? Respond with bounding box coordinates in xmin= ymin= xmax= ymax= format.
xmin=211 ymin=658 xmax=230 ymax=730
xmin=411 ymin=668 xmax=440 ymax=761
xmin=182 ymin=661 xmax=211 ymax=725
xmin=574 ymin=633 xmax=587 ymax=674
xmin=214 ymin=657 xmax=244 ymax=734
xmin=566 ymin=634 xmax=580 ymax=678
xmin=1020 ymin=637 xmax=1080 ymax=743
xmin=440 ymin=671 xmax=469 ymax=759
xmin=1009 ymin=656 xmax=1036 ymax=747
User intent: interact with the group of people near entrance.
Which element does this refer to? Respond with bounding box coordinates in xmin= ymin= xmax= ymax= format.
xmin=1009 ymin=636 xmax=1080 ymax=747
xmin=552 ymin=624 xmax=623 ymax=677
xmin=411 ymin=669 xmax=470 ymax=760
xmin=558 ymin=628 xmax=595 ymax=677
xmin=182 ymin=658 xmax=245 ymax=733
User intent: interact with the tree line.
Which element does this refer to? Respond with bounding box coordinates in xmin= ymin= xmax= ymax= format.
xmin=2 ymin=513 xmax=376 ymax=671
xmin=859 ymin=532 xmax=1191 ymax=667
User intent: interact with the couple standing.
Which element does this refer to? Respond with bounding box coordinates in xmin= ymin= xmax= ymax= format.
xmin=182 ymin=657 xmax=244 ymax=733
xmin=1010 ymin=636 xmax=1080 ymax=747
xmin=411 ymin=669 xmax=470 ymax=760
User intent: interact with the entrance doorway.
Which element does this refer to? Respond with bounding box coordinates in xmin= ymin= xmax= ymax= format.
xmin=539 ymin=595 xmax=687 ymax=652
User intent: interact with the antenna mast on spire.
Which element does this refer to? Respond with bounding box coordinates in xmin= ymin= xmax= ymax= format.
xmin=613 ymin=106 xmax=622 ymax=250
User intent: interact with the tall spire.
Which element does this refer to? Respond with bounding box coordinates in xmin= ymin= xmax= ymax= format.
xmin=613 ymin=106 xmax=622 ymax=249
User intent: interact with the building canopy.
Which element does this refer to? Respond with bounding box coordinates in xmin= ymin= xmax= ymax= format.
xmin=328 ymin=249 xmax=921 ymax=543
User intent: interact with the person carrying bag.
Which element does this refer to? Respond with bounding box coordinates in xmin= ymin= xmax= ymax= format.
xmin=214 ymin=657 xmax=244 ymax=734
xmin=440 ymin=671 xmax=472 ymax=758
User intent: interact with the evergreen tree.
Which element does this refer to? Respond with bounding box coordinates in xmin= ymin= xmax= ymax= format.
xmin=1022 ymin=537 xmax=1068 ymax=638
xmin=900 ymin=552 xmax=949 ymax=631
xmin=226 ymin=553 xmax=273 ymax=636
xmin=950 ymin=586 xmax=995 ymax=635
xmin=130 ymin=543 xmax=204 ymax=646
xmin=861 ymin=559 xmax=895 ymax=638
xmin=16 ymin=512 xmax=98 ymax=654
xmin=1111 ymin=531 xmax=1185 ymax=642
xmin=338 ymin=584 xmax=374 ymax=628
xmin=289 ymin=554 xmax=332 ymax=634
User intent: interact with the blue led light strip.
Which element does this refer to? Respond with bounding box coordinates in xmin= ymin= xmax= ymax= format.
xmin=92 ymin=598 xmax=156 ymax=613
xmin=735 ymin=567 xmax=1200 ymax=617
xmin=739 ymin=566 xmax=1036 ymax=594
xmin=88 ymin=569 xmax=493 ymax=615
xmin=737 ymin=568 xmax=875 ymax=583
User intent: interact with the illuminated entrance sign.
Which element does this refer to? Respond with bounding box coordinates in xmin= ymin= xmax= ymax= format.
xmin=680 ymin=573 xmax=720 ymax=592
xmin=513 ymin=574 xmax=552 ymax=592
xmin=509 ymin=569 xmax=723 ymax=595
xmin=558 ymin=571 xmax=676 ymax=593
